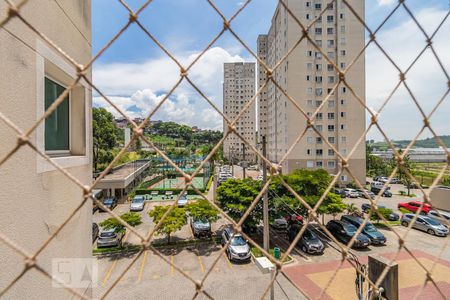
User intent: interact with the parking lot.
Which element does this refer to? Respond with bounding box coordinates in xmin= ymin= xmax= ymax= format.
xmin=92 ymin=182 xmax=449 ymax=299
xmin=94 ymin=243 xmax=304 ymax=299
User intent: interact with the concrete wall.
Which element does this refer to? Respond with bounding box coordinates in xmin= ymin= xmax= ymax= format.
xmin=0 ymin=0 xmax=92 ymax=298
xmin=430 ymin=187 xmax=450 ymax=212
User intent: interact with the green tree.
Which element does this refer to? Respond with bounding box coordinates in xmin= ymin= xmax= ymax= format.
xmin=93 ymin=108 xmax=119 ymax=172
xmin=149 ymin=205 xmax=187 ymax=243
xmin=392 ymin=150 xmax=414 ymax=195
xmin=346 ymin=203 xmax=358 ymax=214
xmin=99 ymin=212 xmax=142 ymax=234
xmin=217 ymin=178 xmax=261 ymax=230
xmin=366 ymin=143 xmax=391 ymax=177
xmin=186 ymin=199 xmax=220 ymax=223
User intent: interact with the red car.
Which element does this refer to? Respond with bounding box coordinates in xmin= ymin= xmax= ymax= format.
xmin=398 ymin=201 xmax=431 ymax=214
xmin=285 ymin=214 xmax=303 ymax=224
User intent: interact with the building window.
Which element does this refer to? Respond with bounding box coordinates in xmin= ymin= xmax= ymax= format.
xmin=341 ymin=37 xmax=346 ymax=44
xmin=307 ymin=100 xmax=313 ymax=106
xmin=315 ymin=3 xmax=321 ymax=10
xmin=306 ymin=1 xmax=311 ymax=8
xmin=327 ymin=161 xmax=335 ymax=169
xmin=316 ymin=76 xmax=323 ymax=83
xmin=328 ymin=136 xmax=335 ymax=143
xmin=306 ymin=75 xmax=311 ymax=81
xmin=327 ymin=15 xmax=334 ymax=22
xmin=307 ymin=149 xmax=311 ymax=155
xmin=315 ymin=100 xmax=322 ymax=107
xmin=341 ymin=99 xmax=346 ymax=105
xmin=306 ymin=13 xmax=311 ymax=20
xmin=327 ymin=51 xmax=334 ymax=59
xmin=316 ymin=40 xmax=322 ymax=47
xmin=307 ymin=63 xmax=313 ymax=70
xmin=328 ymin=76 xmax=335 ymax=83
xmin=307 ymin=137 xmax=313 ymax=143
xmin=316 ymin=125 xmax=323 ymax=132
xmin=340 ymin=62 xmax=346 ymax=69
xmin=341 ymin=124 xmax=347 ymax=130
xmin=316 ymin=137 xmax=322 ymax=144
xmin=341 ymin=86 xmax=347 ymax=93
xmin=316 ymin=161 xmax=323 ymax=167
xmin=327 ymin=28 xmax=334 ymax=35
xmin=340 ymin=50 xmax=346 ymax=56
xmin=327 ymin=64 xmax=334 ymax=71
xmin=327 ymin=40 xmax=334 ymax=47
xmin=328 ymin=125 xmax=335 ymax=132
xmin=316 ymin=64 xmax=322 ymax=71
xmin=341 ymin=25 xmax=346 ymax=33
xmin=328 ymin=100 xmax=335 ymax=107
xmin=328 ymin=112 xmax=335 ymax=119
xmin=340 ymin=13 xmax=344 ymax=20
xmin=316 ymin=149 xmax=323 ymax=156
xmin=315 ymin=52 xmax=322 ymax=59
xmin=328 ymin=149 xmax=335 ymax=156
xmin=341 ymin=136 xmax=347 ymax=142
xmin=315 ymin=28 xmax=322 ymax=35
xmin=307 ymin=87 xmax=313 ymax=94
xmin=307 ymin=161 xmax=314 ymax=168
xmin=45 ymin=77 xmax=70 ymax=152
xmin=341 ymin=175 xmax=348 ymax=181
xmin=316 ymin=113 xmax=323 ymax=120
xmin=307 ymin=50 xmax=313 ymax=57
xmin=315 ymin=88 xmax=323 ymax=96
xmin=341 ymin=112 xmax=346 ymax=118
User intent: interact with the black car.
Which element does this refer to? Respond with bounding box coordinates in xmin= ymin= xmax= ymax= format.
xmin=332 ymin=188 xmax=346 ymax=198
xmin=100 ymin=197 xmax=118 ymax=212
xmin=287 ymin=224 xmax=324 ymax=254
xmin=361 ymin=204 xmax=400 ymax=221
xmin=340 ymin=215 xmax=386 ymax=245
xmin=326 ymin=220 xmax=370 ymax=248
xmin=190 ymin=217 xmax=211 ymax=238
xmin=92 ymin=223 xmax=99 ymax=243
xmin=370 ymin=186 xmax=392 ymax=197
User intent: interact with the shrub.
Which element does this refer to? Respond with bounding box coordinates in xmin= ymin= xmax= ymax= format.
xmin=206 ymin=175 xmax=214 ymax=191
xmin=370 ymin=207 xmax=393 ymax=222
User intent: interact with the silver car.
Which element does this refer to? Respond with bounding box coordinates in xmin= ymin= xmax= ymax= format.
xmin=130 ymin=196 xmax=145 ymax=211
xmin=97 ymin=229 xmax=124 ymax=248
xmin=221 ymin=227 xmax=251 ymax=262
xmin=427 ymin=210 xmax=450 ymax=225
xmin=401 ymin=214 xmax=449 ymax=237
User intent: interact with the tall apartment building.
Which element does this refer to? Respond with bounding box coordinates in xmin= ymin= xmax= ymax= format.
xmin=258 ymin=0 xmax=366 ymax=183
xmin=223 ymin=62 xmax=256 ymax=163
xmin=0 ymin=1 xmax=92 ymax=298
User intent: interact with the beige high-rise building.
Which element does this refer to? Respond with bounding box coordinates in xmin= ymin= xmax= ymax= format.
xmin=0 ymin=1 xmax=92 ymax=298
xmin=223 ymin=62 xmax=256 ymax=164
xmin=258 ymin=0 xmax=366 ymax=183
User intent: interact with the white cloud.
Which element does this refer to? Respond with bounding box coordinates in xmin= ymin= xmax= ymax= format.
xmin=93 ymin=46 xmax=247 ymax=130
xmin=365 ymin=7 xmax=450 ymax=141
xmin=377 ymin=0 xmax=395 ymax=6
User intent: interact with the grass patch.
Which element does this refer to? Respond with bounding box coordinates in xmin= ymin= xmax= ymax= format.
xmin=373 ymin=220 xmax=401 ymax=230
xmin=93 ymin=244 xmax=141 ymax=254
xmin=251 ymin=246 xmax=293 ymax=263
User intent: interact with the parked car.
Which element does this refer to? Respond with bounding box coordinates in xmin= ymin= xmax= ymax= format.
xmin=287 ymin=223 xmax=324 ymax=254
xmin=343 ymin=188 xmax=359 ymax=198
xmin=374 ymin=176 xmax=388 ymax=183
xmin=326 ymin=220 xmax=370 ymax=248
xmin=390 ymin=178 xmax=400 ymax=184
xmin=340 ymin=215 xmax=386 ymax=245
xmin=100 ymin=197 xmax=118 ymax=212
xmin=371 ymin=186 xmax=392 ymax=197
xmin=332 ymin=188 xmax=346 ymax=198
xmin=92 ymin=223 xmax=99 ymax=243
xmin=271 ymin=218 xmax=288 ymax=230
xmin=177 ymin=194 xmax=188 ymax=207
xmin=221 ymin=226 xmax=251 ymax=262
xmin=130 ymin=196 xmax=145 ymax=211
xmin=97 ymin=229 xmax=124 ymax=248
xmin=356 ymin=189 xmax=375 ymax=199
xmin=190 ymin=217 xmax=211 ymax=238
xmin=360 ymin=204 xmax=399 ymax=221
xmin=401 ymin=214 xmax=449 ymax=236
xmin=398 ymin=201 xmax=431 ymax=214
xmin=428 ymin=210 xmax=450 ymax=224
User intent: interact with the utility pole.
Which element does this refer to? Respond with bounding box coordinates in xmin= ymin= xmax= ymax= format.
xmin=262 ymin=135 xmax=269 ymax=252
xmin=242 ymin=142 xmax=246 ymax=179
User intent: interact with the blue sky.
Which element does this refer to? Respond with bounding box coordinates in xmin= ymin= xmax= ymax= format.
xmin=92 ymin=0 xmax=450 ymax=141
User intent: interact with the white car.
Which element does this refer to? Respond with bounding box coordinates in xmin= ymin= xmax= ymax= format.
xmin=343 ymin=188 xmax=359 ymax=198
xmin=177 ymin=195 xmax=188 ymax=207
xmin=130 ymin=196 xmax=145 ymax=211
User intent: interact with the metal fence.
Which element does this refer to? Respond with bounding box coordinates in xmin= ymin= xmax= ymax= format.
xmin=0 ymin=0 xmax=449 ymax=299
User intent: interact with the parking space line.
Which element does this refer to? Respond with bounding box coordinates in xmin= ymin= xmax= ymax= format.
xmin=102 ymin=260 xmax=117 ymax=287
xmin=223 ymin=253 xmax=234 ymax=269
xmin=137 ymin=250 xmax=149 ymax=283
xmin=197 ymin=255 xmax=205 ymax=273
xmin=170 ymin=255 xmax=174 ymax=277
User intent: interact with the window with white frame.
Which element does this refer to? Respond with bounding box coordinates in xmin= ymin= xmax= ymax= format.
xmin=327 ymin=161 xmax=335 ymax=169
xmin=307 ymin=161 xmax=314 ymax=168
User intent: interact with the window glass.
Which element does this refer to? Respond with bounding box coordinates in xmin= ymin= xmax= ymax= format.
xmin=45 ymin=77 xmax=69 ymax=151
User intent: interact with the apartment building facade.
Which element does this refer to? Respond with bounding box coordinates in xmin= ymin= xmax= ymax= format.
xmin=0 ymin=1 xmax=92 ymax=298
xmin=257 ymin=0 xmax=366 ymax=183
xmin=223 ymin=62 xmax=257 ymax=164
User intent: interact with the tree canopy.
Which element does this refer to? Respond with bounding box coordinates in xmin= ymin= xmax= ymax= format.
xmin=186 ymin=199 xmax=220 ymax=223
xmin=148 ymin=205 xmax=187 ymax=243
xmin=99 ymin=212 xmax=143 ymax=234
xmin=93 ymin=107 xmax=120 ymax=172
